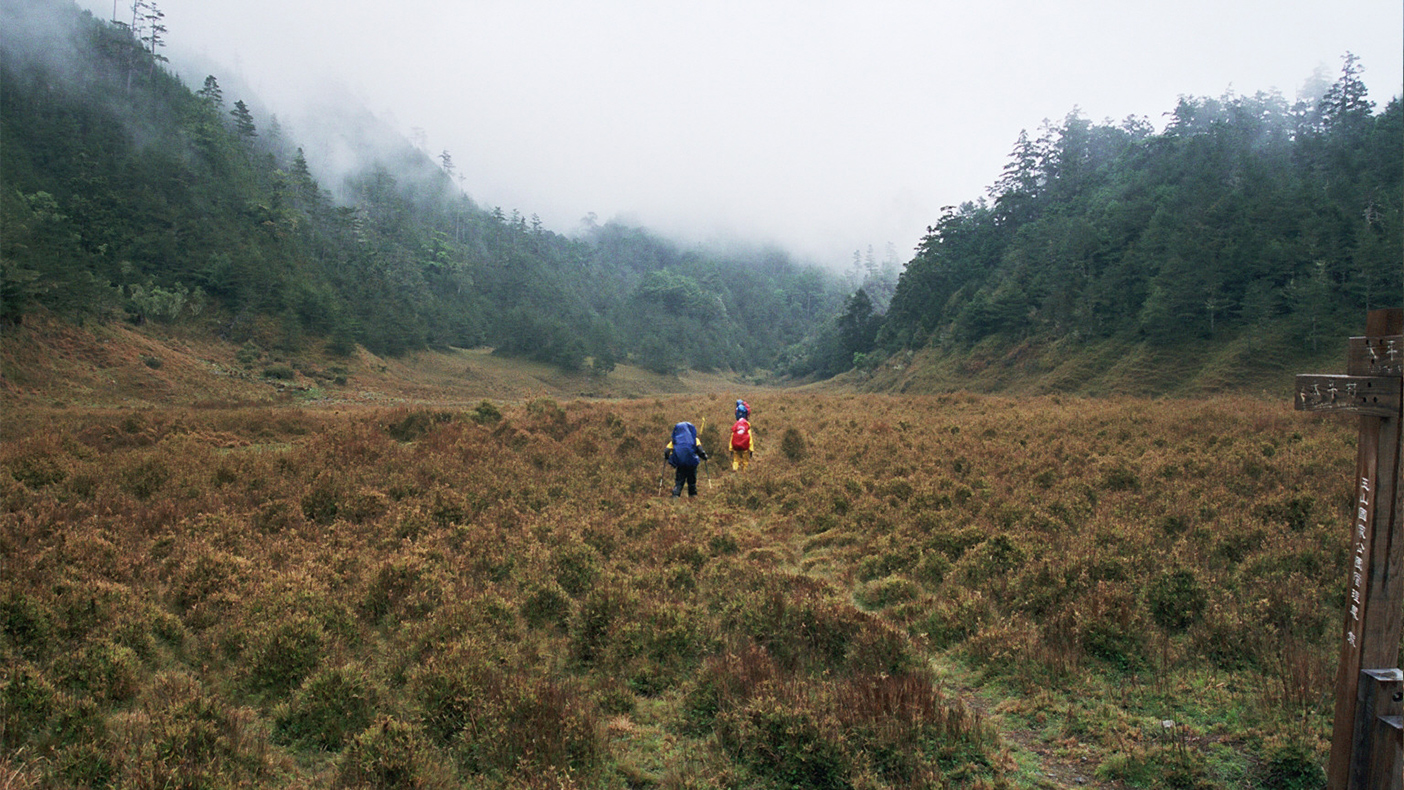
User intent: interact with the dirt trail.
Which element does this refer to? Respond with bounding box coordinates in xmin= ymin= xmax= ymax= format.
xmin=949 ymin=683 xmax=1121 ymax=790
xmin=756 ymin=492 xmax=1120 ymax=790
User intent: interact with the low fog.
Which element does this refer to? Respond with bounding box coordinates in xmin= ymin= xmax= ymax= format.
xmin=72 ymin=0 xmax=1404 ymax=269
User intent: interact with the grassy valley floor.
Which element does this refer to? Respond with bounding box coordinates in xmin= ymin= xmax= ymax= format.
xmin=2 ymin=380 xmax=1356 ymax=788
xmin=1 ymin=317 xmax=1361 ymax=788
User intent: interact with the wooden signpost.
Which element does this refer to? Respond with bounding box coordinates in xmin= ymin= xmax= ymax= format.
xmin=1295 ymin=308 xmax=1403 ymax=790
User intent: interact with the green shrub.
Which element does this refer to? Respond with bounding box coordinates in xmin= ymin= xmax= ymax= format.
xmin=954 ymin=534 xmax=1025 ymax=585
xmin=253 ymin=498 xmax=302 ymax=534
xmin=9 ymin=454 xmax=66 ymax=488
xmin=682 ymin=646 xmax=777 ymax=733
xmin=1159 ymin=513 xmax=1190 ymax=536
xmin=0 ymin=661 xmax=56 ymax=748
xmin=386 ymin=409 xmax=454 ymax=441
xmin=262 ymin=364 xmax=296 ymax=380
xmin=1213 ymin=529 xmax=1266 ymax=565
xmin=415 ymin=656 xmax=483 ymax=746
xmin=273 ymin=664 xmax=376 ymax=751
xmin=780 ymin=427 xmax=807 ymax=461
xmin=845 ymin=620 xmax=919 ymax=675
xmin=642 ymin=602 xmax=703 ymax=667
xmin=924 ymin=527 xmax=986 ymax=561
xmin=457 ymin=675 xmax=605 ymax=778
xmin=525 ymin=397 xmax=571 ymax=440
xmin=553 ymin=543 xmax=600 ymax=598
xmin=1256 ymin=738 xmax=1326 ymax=789
xmin=1101 ymin=464 xmax=1141 ymax=492
xmin=362 ymin=555 xmax=440 ymax=623
xmin=1096 ymin=743 xmax=1210 ymax=789
xmin=1192 ymin=615 xmax=1260 ymax=671
xmin=856 ymin=548 xmax=916 ymax=582
xmin=336 ymin=716 xmax=435 ymax=790
xmin=59 ymin=641 xmax=141 ymax=702
xmin=595 ymin=677 xmax=636 ymax=716
xmin=49 ymin=694 xmax=107 ymax=749
xmin=56 ymin=740 xmax=116 ymax=788
xmin=521 ymin=583 xmax=572 ymax=630
xmin=1256 ymin=495 xmax=1317 ymax=532
xmin=855 ymin=576 xmax=920 ymax=610
xmin=2 ymin=591 xmax=56 ymax=660
xmin=120 ymin=456 xmax=169 ymax=499
xmin=236 ymin=342 xmax=262 ymax=366
xmin=719 ymin=693 xmax=852 ymax=790
xmin=1146 ymin=569 xmax=1207 ymax=632
xmin=125 ymin=672 xmax=267 ymax=789
xmin=173 ymin=550 xmax=245 ymax=623
xmin=244 ymin=614 xmax=326 ymax=695
xmin=300 ymin=478 xmax=341 ymax=525
xmin=915 ymin=589 xmax=994 ymax=651
xmin=570 ymin=586 xmax=639 ymax=665
xmin=417 ymin=656 xmax=606 ymax=778
xmin=1082 ymin=619 xmax=1145 ymax=671
xmin=912 ymin=551 xmax=951 ymax=588
xmin=471 ymin=399 xmax=503 ymax=424
xmin=708 ymin=532 xmax=740 ymax=556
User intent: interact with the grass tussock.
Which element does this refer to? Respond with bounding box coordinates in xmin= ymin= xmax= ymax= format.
xmin=0 ymin=393 xmax=1360 ymax=787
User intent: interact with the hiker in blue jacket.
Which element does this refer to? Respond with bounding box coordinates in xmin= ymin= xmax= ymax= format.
xmin=664 ymin=421 xmax=709 ymax=497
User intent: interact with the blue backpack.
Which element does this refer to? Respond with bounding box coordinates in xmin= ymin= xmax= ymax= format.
xmin=735 ymin=400 xmax=749 ymax=420
xmin=669 ymin=421 xmax=700 ymax=467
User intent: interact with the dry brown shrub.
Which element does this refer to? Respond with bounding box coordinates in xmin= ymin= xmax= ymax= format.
xmin=0 ymin=393 xmax=1358 ymax=785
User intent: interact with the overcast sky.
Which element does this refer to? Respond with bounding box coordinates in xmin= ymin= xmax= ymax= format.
xmin=77 ymin=0 xmax=1404 ymax=269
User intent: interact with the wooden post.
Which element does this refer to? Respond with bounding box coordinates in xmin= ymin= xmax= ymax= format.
xmin=1351 ymin=669 xmax=1403 ymax=790
xmin=1296 ymin=308 xmax=1404 ymax=790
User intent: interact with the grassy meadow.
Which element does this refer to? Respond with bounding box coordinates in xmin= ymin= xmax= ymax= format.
xmin=0 ymin=392 xmax=1368 ymax=788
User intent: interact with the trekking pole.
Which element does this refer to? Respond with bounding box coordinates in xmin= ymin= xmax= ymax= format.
xmin=658 ymin=462 xmax=667 ymax=496
xmin=701 ymin=418 xmax=710 ymax=489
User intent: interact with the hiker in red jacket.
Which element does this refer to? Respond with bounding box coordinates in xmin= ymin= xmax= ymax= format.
xmin=730 ymin=414 xmax=755 ymax=472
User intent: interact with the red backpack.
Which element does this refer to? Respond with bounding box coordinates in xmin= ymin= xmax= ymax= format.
xmin=730 ymin=418 xmax=752 ymax=451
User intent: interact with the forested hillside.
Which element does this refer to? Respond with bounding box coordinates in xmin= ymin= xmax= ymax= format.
xmin=3 ymin=0 xmax=1399 ymax=392
xmin=0 ymin=0 xmax=843 ymax=374
xmin=890 ymin=58 xmax=1399 ymax=367
xmin=786 ymin=56 xmax=1402 ymax=386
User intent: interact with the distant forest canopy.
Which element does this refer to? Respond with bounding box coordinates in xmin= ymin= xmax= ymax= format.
xmin=0 ymin=0 xmax=847 ymax=373
xmin=3 ymin=0 xmax=1399 ymax=386
xmin=810 ymin=53 xmax=1400 ymax=378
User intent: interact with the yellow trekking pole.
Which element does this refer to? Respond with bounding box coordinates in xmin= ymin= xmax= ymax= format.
xmin=701 ymin=418 xmax=711 ymax=489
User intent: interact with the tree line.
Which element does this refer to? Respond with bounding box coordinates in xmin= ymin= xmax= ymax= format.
xmin=8 ymin=0 xmax=1395 ymax=385
xmin=0 ymin=0 xmax=845 ymax=374
xmin=786 ymin=55 xmax=1401 ymax=378
xmin=900 ymin=56 xmax=1399 ymax=359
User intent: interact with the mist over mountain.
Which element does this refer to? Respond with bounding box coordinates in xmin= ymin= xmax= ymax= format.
xmin=784 ymin=58 xmax=1402 ymax=390
xmin=1 ymin=0 xmax=845 ymax=375
xmin=3 ymin=0 xmax=1399 ymax=395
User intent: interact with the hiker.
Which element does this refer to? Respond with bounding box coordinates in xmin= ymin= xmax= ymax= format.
xmin=734 ymin=399 xmax=749 ymax=421
xmin=730 ymin=413 xmax=755 ymax=472
xmin=664 ymin=420 xmax=709 ymax=497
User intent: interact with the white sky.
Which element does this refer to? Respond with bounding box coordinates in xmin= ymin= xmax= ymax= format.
xmin=78 ymin=0 xmax=1404 ymax=269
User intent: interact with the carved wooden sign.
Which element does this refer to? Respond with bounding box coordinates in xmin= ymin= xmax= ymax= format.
xmin=1297 ymin=309 xmax=1403 ymax=790
xmin=1296 ymin=374 xmax=1402 ymax=417
xmin=1349 ymin=334 xmax=1404 ymax=378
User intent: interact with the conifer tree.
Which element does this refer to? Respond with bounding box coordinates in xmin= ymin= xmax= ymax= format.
xmin=230 ymin=100 xmax=257 ymax=139
xmin=197 ymin=75 xmax=223 ymax=109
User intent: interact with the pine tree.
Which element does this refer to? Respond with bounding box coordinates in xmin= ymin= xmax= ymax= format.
xmin=197 ymin=75 xmax=223 ymax=109
xmin=230 ymin=100 xmax=257 ymax=139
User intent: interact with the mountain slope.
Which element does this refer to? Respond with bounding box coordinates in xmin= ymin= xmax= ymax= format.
xmin=0 ymin=0 xmax=842 ymax=376
xmin=790 ymin=59 xmax=1402 ymax=392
